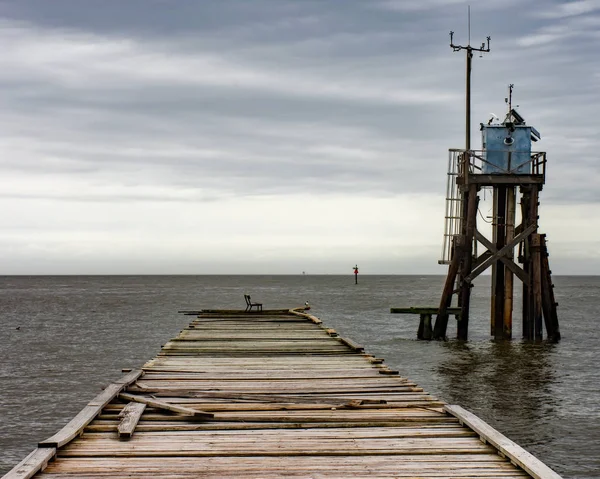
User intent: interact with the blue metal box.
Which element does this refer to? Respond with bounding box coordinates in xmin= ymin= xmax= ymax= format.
xmin=481 ymin=125 xmax=532 ymax=174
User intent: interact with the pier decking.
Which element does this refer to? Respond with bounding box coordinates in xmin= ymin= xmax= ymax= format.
xmin=5 ymin=309 xmax=561 ymax=479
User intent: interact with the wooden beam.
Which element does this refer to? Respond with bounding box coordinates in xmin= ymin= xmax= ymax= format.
xmin=540 ymin=235 xmax=561 ymax=341
xmin=39 ymin=369 xmax=143 ymax=448
xmin=2 ymin=447 xmax=56 ymax=479
xmin=466 ymin=223 xmax=537 ymax=283
xmin=288 ymin=309 xmax=323 ymax=324
xmin=504 ymin=187 xmax=516 ymax=339
xmin=117 ymin=402 xmax=146 ymax=439
xmin=445 ymin=405 xmax=562 ymax=479
xmin=339 ymin=337 xmax=364 ymax=352
xmin=493 ymin=186 xmax=507 ymax=340
xmin=119 ymin=392 xmax=214 ymax=419
xmin=458 ymin=185 xmax=479 ymax=340
xmin=473 ymin=248 xmax=492 ymax=269
xmin=501 ymin=256 xmax=529 ymax=284
xmin=531 ymin=234 xmax=544 ymax=340
xmin=433 ymin=236 xmax=464 ymax=340
xmin=521 ymin=188 xmax=533 ymax=339
xmin=458 ymin=174 xmax=545 ymax=186
xmin=392 ymin=307 xmax=462 ymax=315
xmin=490 ymin=188 xmax=498 ymax=337
xmin=417 ymin=314 xmax=433 ymax=340
xmin=475 ymin=230 xmax=529 ymax=284
xmin=136 ymin=391 xmax=388 ymax=406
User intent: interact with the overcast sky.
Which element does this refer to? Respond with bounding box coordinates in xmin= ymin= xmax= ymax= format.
xmin=0 ymin=0 xmax=598 ymax=274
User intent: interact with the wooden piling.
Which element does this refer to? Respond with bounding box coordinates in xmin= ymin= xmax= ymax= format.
xmin=417 ymin=313 xmax=433 ymax=340
xmin=540 ymin=235 xmax=561 ymax=341
xmin=520 ymin=189 xmax=530 ymax=339
xmin=433 ymin=236 xmax=464 ymax=340
xmin=490 ymin=187 xmax=498 ymax=336
xmin=493 ymin=186 xmax=507 ymax=340
xmin=528 ymin=186 xmax=541 ymax=340
xmin=458 ymin=184 xmax=478 ymax=340
xmin=503 ymin=186 xmax=516 ymax=339
xmin=531 ymin=234 xmax=544 ymax=340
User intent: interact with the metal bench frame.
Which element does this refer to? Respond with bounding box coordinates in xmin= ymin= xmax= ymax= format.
xmin=244 ymin=294 xmax=263 ymax=312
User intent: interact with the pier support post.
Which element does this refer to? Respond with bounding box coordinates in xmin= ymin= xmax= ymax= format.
xmin=434 ymin=236 xmax=464 ymax=340
xmin=458 ymin=185 xmax=478 ymax=340
xmin=417 ymin=314 xmax=433 ymax=340
xmin=521 ymin=185 xmax=539 ymax=340
xmin=493 ymin=186 xmax=507 ymax=340
xmin=540 ymin=234 xmax=561 ymax=341
xmin=491 ymin=187 xmax=498 ymax=336
xmin=531 ymin=234 xmax=544 ymax=340
xmin=503 ymin=186 xmax=516 ymax=339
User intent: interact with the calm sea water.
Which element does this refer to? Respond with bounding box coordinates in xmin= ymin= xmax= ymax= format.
xmin=1 ymin=275 xmax=599 ymax=477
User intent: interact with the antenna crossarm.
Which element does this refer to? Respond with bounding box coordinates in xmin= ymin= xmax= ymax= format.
xmin=449 ymin=32 xmax=491 ymax=52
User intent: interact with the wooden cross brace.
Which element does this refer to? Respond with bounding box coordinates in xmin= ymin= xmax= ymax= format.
xmin=465 ymin=223 xmax=537 ymax=284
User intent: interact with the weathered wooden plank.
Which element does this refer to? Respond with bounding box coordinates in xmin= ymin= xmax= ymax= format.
xmin=132 ymin=401 xmax=444 ymax=411
xmin=391 ymin=307 xmax=462 ymax=315
xmin=289 ymin=309 xmax=323 ymax=324
xmin=145 ymin=360 xmax=374 ymax=368
xmin=135 ymin=377 xmax=412 ymax=386
xmin=41 ymin=455 xmax=512 ymax=467
xmin=85 ymin=426 xmax=474 ymax=439
xmin=87 ymin=419 xmax=462 ymax=432
xmin=40 ymin=454 xmax=521 ymax=477
xmin=58 ymin=447 xmax=495 ymax=458
xmin=118 ymin=393 xmax=214 ymax=419
xmin=175 ymin=336 xmax=332 ymax=341
xmin=38 ymin=369 xmax=143 ymax=448
xmin=126 ymin=387 xmax=424 ymax=396
xmin=444 ymin=405 xmax=562 ymax=479
xmin=187 ymin=322 xmax=318 ymax=328
xmin=157 ymin=349 xmax=354 ymax=355
xmin=39 ymin=473 xmax=530 ymax=478
xmin=38 ymin=473 xmax=530 ymax=479
xmin=339 ymin=337 xmax=364 ymax=352
xmin=121 ymin=391 xmax=392 ymax=405
xmin=2 ymin=448 xmax=55 ymax=479
xmin=139 ymin=370 xmax=388 ymax=380
xmin=117 ymin=402 xmax=146 ymax=439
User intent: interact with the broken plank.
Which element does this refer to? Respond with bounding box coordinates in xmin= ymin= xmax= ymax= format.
xmin=38 ymin=369 xmax=143 ymax=448
xmin=119 ymin=392 xmax=214 ymax=419
xmin=339 ymin=337 xmax=364 ymax=352
xmin=2 ymin=447 xmax=56 ymax=479
xmin=117 ymin=402 xmax=147 ymax=439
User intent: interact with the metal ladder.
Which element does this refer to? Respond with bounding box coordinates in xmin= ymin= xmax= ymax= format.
xmin=439 ymin=150 xmax=463 ymax=264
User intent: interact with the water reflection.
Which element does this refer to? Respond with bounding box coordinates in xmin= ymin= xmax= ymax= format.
xmin=438 ymin=340 xmax=559 ymax=445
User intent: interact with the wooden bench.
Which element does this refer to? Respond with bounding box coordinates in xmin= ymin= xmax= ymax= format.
xmin=391 ymin=307 xmax=462 ymax=340
xmin=244 ymin=294 xmax=263 ymax=312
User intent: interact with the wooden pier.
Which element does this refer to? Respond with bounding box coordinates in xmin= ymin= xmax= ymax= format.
xmin=5 ymin=308 xmax=562 ymax=479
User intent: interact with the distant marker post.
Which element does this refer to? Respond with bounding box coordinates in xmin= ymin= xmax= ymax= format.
xmin=353 ymin=265 xmax=359 ymax=284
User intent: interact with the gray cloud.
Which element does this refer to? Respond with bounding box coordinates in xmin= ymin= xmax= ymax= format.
xmin=0 ymin=0 xmax=598 ymax=273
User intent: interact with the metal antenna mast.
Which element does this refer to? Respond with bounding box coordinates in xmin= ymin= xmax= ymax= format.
xmin=450 ymin=7 xmax=490 ymax=150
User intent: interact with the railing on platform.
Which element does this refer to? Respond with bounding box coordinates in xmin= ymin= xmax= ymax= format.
xmin=455 ymin=148 xmax=547 ymax=178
